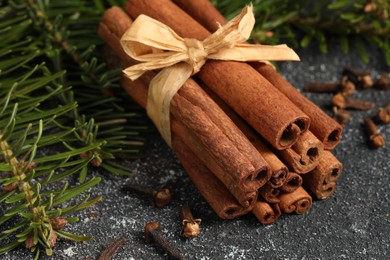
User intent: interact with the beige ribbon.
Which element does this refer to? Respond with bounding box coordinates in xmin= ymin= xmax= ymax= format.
xmin=120 ymin=5 xmax=300 ymax=147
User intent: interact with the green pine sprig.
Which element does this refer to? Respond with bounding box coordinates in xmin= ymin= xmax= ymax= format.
xmin=1 ymin=0 xmax=150 ymax=257
xmin=213 ymin=0 xmax=390 ymax=65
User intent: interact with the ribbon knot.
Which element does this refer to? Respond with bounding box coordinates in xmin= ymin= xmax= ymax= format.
xmin=184 ymin=38 xmax=207 ymax=74
xmin=120 ymin=5 xmax=300 ymax=147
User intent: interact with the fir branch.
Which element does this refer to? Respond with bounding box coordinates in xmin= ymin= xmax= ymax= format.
xmin=18 ymin=0 xmax=149 ymax=176
xmin=0 ymin=0 xmax=148 ymax=257
xmin=213 ymin=0 xmax=390 ymax=65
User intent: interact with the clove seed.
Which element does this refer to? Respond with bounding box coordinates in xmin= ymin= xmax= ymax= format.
xmin=332 ymin=93 xmax=374 ymax=110
xmin=378 ymin=103 xmax=390 ymax=124
xmin=332 ymin=106 xmax=351 ymax=126
xmin=98 ymin=237 xmax=127 ymax=260
xmin=364 ymin=117 xmax=385 ymax=148
xmin=303 ymin=80 xmax=355 ymax=95
xmin=144 ymin=222 xmax=186 ymax=260
xmin=122 ymin=183 xmax=172 ymax=208
xmin=342 ymin=68 xmax=373 ymax=89
xmin=180 ymin=202 xmax=201 ymax=238
xmin=374 ymin=74 xmax=390 ymax=90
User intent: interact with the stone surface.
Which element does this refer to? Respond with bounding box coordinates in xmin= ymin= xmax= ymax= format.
xmin=3 ymin=41 xmax=390 ymax=259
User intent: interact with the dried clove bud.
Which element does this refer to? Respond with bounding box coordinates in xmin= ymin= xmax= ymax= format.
xmin=98 ymin=237 xmax=127 ymax=260
xmin=332 ymin=93 xmax=374 ymax=110
xmin=144 ymin=222 xmax=186 ymax=260
xmin=374 ymin=74 xmax=390 ymax=90
xmin=342 ymin=68 xmax=373 ymax=89
xmin=364 ymin=117 xmax=385 ymax=148
xmin=180 ymin=202 xmax=201 ymax=238
xmin=339 ymin=77 xmax=356 ymax=96
xmin=332 ymin=106 xmax=351 ymax=126
xmin=303 ymin=82 xmax=340 ymax=93
xmin=303 ymin=80 xmax=355 ymax=95
xmin=122 ymin=183 xmax=173 ymax=208
xmin=378 ymin=103 xmax=390 ymax=124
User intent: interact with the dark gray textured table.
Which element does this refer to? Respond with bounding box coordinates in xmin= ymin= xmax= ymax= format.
xmin=4 ymin=41 xmax=390 ymax=259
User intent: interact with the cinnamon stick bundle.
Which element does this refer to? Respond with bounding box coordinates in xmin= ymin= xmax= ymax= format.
xmin=278 ymin=187 xmax=312 ymax=214
xmin=174 ymin=0 xmax=343 ymax=150
xmin=99 ymin=7 xmax=271 ymax=201
xmin=252 ymin=200 xmax=281 ymax=224
xmin=277 ymin=131 xmax=324 ymax=174
xmin=125 ymin=0 xmax=311 ymax=150
xmin=302 ymin=151 xmax=343 ymax=199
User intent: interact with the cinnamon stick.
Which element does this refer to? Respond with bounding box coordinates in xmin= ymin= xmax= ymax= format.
xmin=302 ymin=151 xmax=342 ymax=199
xmin=117 ymin=74 xmax=255 ymax=218
xmin=201 ymin=84 xmax=288 ymax=189
xmin=278 ymin=187 xmax=312 ymax=214
xmin=277 ymin=131 xmax=323 ymax=174
xmin=259 ymin=183 xmax=280 ymax=204
xmin=280 ymin=172 xmax=303 ymax=193
xmin=99 ymin=7 xmax=271 ymax=195
xmin=172 ymin=135 xmax=254 ymax=219
xmin=175 ymin=0 xmax=343 ymax=150
xmin=252 ymin=199 xmax=281 ymax=225
xmin=173 ymin=0 xmax=226 ymax=33
xmin=125 ymin=0 xmax=310 ymax=150
xmin=173 ymin=120 xmax=258 ymax=207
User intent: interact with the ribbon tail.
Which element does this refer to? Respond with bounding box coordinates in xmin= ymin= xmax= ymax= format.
xmin=146 ymin=63 xmax=193 ymax=147
xmin=209 ymin=44 xmax=300 ymax=62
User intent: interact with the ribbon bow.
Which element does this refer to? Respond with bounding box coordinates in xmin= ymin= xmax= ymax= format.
xmin=120 ymin=5 xmax=300 ymax=147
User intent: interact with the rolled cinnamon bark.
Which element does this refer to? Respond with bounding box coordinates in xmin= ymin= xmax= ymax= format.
xmin=277 ymin=131 xmax=323 ymax=174
xmin=280 ymin=172 xmax=303 ymax=193
xmin=302 ymin=151 xmax=343 ymax=199
xmin=99 ymin=7 xmax=271 ymax=194
xmin=173 ymin=0 xmax=226 ymax=33
xmin=118 ymin=74 xmax=257 ymax=217
xmin=201 ymin=85 xmax=288 ymax=189
xmin=174 ymin=0 xmax=343 ymax=150
xmin=278 ymin=187 xmax=312 ymax=214
xmin=173 ymin=120 xmax=258 ymax=207
xmin=172 ymin=136 xmax=254 ymax=219
xmin=252 ymin=199 xmax=281 ymax=224
xmin=252 ymin=63 xmax=343 ymax=150
xmin=259 ymin=183 xmax=280 ymax=204
xmin=126 ymin=0 xmax=310 ymax=150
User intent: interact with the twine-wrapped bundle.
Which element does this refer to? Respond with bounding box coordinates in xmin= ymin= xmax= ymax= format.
xmin=98 ymin=0 xmax=344 ymax=223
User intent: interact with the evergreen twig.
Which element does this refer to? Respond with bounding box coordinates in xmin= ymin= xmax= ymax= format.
xmin=0 ymin=0 xmax=148 ymax=257
xmin=213 ymin=0 xmax=390 ymax=65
